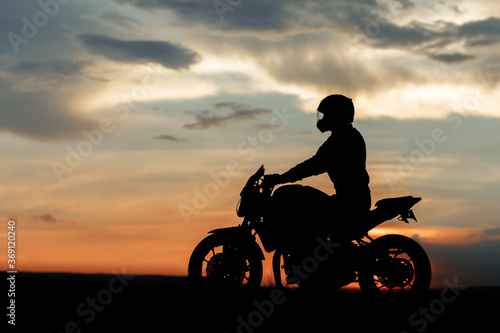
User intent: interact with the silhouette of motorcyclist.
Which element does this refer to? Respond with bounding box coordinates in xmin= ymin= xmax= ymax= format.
xmin=264 ymin=94 xmax=371 ymax=240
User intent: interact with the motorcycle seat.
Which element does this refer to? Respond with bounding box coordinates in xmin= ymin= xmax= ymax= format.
xmin=341 ymin=196 xmax=422 ymax=240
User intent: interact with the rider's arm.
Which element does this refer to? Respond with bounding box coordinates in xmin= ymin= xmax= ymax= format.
xmin=279 ymin=137 xmax=333 ymax=184
xmin=280 ymin=156 xmax=325 ymax=183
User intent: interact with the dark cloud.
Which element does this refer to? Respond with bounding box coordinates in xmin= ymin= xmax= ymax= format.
xmin=366 ymin=16 xmax=500 ymax=55
xmin=428 ymin=52 xmax=475 ymax=64
xmin=122 ymin=1 xmax=494 ymax=93
xmin=451 ymin=16 xmax=500 ymax=50
xmin=4 ymin=59 xmax=109 ymax=89
xmin=151 ymin=106 xmax=168 ymax=112
xmin=448 ymin=4 xmax=463 ymax=15
xmin=152 ymin=134 xmax=187 ymax=142
xmin=459 ymin=17 xmax=500 ymax=47
xmin=0 ymin=96 xmax=98 ymax=140
xmin=99 ymin=10 xmax=142 ymax=30
xmin=184 ymin=102 xmax=273 ymax=129
xmin=113 ymin=0 xmax=293 ymax=31
xmin=483 ymin=227 xmax=500 ymax=236
xmin=7 ymin=60 xmax=88 ymax=77
xmin=79 ymin=34 xmax=200 ymax=70
xmin=465 ymin=37 xmax=500 ymax=47
xmin=395 ymin=0 xmax=415 ymax=11
xmin=367 ymin=21 xmax=445 ymax=49
xmin=0 ymin=76 xmax=98 ymax=140
xmin=0 ymin=0 xmax=103 ymax=58
xmin=111 ymin=0 xmax=389 ymax=34
xmin=33 ymin=213 xmax=57 ymax=224
xmin=212 ymin=1 xmax=291 ymax=31
xmin=254 ymin=123 xmax=282 ymax=131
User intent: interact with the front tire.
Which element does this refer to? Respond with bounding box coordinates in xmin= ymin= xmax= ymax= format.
xmin=358 ymin=234 xmax=431 ymax=297
xmin=272 ymin=249 xmax=292 ymax=290
xmin=188 ymin=233 xmax=263 ymax=290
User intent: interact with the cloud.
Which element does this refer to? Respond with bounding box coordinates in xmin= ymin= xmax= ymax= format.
xmin=254 ymin=123 xmax=283 ymax=131
xmin=483 ymin=227 xmax=500 ymax=236
xmin=110 ymin=0 xmax=499 ymax=95
xmin=79 ymin=34 xmax=200 ymax=70
xmin=113 ymin=0 xmax=294 ymax=31
xmin=232 ymin=32 xmax=424 ymax=96
xmin=151 ymin=107 xmax=169 ymax=112
xmin=113 ymin=0 xmax=411 ymax=35
xmin=184 ymin=102 xmax=273 ymax=129
xmin=0 ymin=96 xmax=97 ymax=140
xmin=152 ymin=134 xmax=188 ymax=142
xmin=368 ymin=21 xmax=440 ymax=49
xmin=253 ymin=15 xmax=500 ymax=93
xmin=98 ymin=9 xmax=142 ymax=30
xmin=366 ymin=16 xmax=500 ymax=55
xmin=33 ymin=214 xmax=57 ymax=224
xmin=427 ymin=52 xmax=475 ymax=64
xmin=459 ymin=17 xmax=500 ymax=47
xmin=7 ymin=60 xmax=88 ymax=77
xmin=4 ymin=60 xmax=106 ymax=88
xmin=0 ymin=75 xmax=98 ymax=140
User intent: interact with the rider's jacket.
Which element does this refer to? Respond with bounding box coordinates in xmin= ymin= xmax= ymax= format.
xmin=280 ymin=124 xmax=370 ymax=207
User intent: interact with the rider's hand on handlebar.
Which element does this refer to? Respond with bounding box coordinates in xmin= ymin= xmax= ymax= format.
xmin=264 ymin=174 xmax=282 ymax=188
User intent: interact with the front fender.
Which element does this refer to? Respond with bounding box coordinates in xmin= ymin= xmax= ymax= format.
xmin=208 ymin=226 xmax=265 ymax=261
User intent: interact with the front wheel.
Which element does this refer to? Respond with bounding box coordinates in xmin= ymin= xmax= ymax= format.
xmin=188 ymin=233 xmax=263 ymax=290
xmin=358 ymin=234 xmax=431 ymax=297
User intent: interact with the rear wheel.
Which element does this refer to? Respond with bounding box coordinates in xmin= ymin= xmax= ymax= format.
xmin=358 ymin=234 xmax=431 ymax=297
xmin=188 ymin=234 xmax=263 ymax=290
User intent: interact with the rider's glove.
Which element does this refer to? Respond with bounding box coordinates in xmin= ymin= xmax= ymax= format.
xmin=264 ymin=174 xmax=282 ymax=187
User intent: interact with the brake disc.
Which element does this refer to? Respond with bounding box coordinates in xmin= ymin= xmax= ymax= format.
xmin=378 ymin=257 xmax=414 ymax=288
xmin=206 ymin=253 xmax=248 ymax=285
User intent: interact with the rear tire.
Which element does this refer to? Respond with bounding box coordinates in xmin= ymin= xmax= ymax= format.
xmin=188 ymin=233 xmax=263 ymax=290
xmin=358 ymin=234 xmax=431 ymax=297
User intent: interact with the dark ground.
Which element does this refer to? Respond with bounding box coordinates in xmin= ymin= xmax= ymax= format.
xmin=3 ymin=272 xmax=499 ymax=333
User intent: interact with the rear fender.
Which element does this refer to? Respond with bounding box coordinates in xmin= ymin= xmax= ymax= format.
xmin=208 ymin=226 xmax=265 ymax=261
xmin=372 ymin=196 xmax=422 ymax=224
xmin=374 ymin=196 xmax=421 ymax=217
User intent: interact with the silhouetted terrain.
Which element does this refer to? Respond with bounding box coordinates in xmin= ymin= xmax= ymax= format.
xmin=3 ymin=272 xmax=498 ymax=333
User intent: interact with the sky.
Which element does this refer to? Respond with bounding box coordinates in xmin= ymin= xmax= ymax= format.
xmin=0 ymin=0 xmax=499 ymax=287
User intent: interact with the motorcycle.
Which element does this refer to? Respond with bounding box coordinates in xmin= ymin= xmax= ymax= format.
xmin=188 ymin=165 xmax=431 ymax=296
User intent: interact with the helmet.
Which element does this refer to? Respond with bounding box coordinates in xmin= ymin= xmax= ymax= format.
xmin=316 ymin=94 xmax=354 ymax=132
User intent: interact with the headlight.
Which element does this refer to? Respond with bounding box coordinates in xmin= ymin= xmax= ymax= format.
xmin=236 ymin=197 xmax=242 ymax=216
